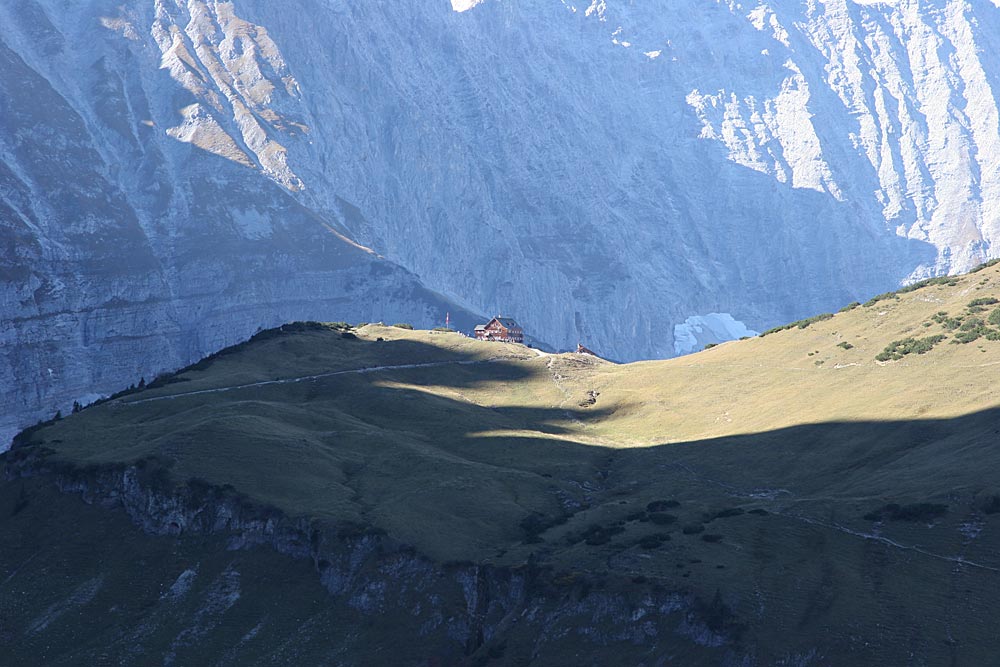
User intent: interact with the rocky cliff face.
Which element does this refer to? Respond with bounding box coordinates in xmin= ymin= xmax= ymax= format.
xmin=0 ymin=0 xmax=480 ymax=447
xmin=3 ymin=448 xmax=742 ymax=664
xmin=4 ymin=0 xmax=1000 ymax=445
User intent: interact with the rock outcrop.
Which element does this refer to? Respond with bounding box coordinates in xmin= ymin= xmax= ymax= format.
xmin=3 ymin=446 xmax=742 ymax=664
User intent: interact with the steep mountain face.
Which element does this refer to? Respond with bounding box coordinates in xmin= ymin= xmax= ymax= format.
xmin=3 ymin=0 xmax=1000 ymax=444
xmin=0 ymin=0 xmax=478 ymax=448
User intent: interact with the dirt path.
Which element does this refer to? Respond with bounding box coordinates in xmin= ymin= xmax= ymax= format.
xmin=119 ymin=358 xmax=506 ymax=406
xmin=782 ymin=512 xmax=1000 ymax=573
xmin=664 ymin=461 xmax=1000 ymax=573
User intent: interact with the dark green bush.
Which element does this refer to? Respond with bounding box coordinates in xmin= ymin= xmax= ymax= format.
xmin=576 ymin=522 xmax=625 ymax=546
xmin=638 ymin=533 xmax=671 ymax=549
xmin=864 ymin=292 xmax=899 ymax=307
xmin=760 ymin=312 xmax=834 ymax=337
xmin=701 ymin=534 xmax=723 ymax=543
xmin=282 ymin=321 xmax=333 ymax=333
xmin=646 ymin=500 xmax=680 ymax=512
xmin=648 ymin=513 xmax=678 ymax=525
xmin=682 ymin=523 xmax=705 ymax=535
xmin=875 ymin=335 xmax=946 ymax=361
xmin=890 ymin=503 xmax=948 ymax=521
xmin=839 ymin=302 xmax=861 ymax=313
xmin=146 ymin=374 xmax=189 ymax=390
xmin=861 ymin=276 xmax=959 ymax=310
xmin=864 ymin=502 xmax=948 ymax=522
xmin=519 ymin=512 xmax=566 ymax=544
xmin=638 ymin=536 xmax=660 ymax=549
xmin=981 ymin=495 xmax=1000 ymax=515
xmin=796 ymin=313 xmax=834 ymax=329
xmin=970 ymin=258 xmax=1000 ymax=273
xmin=953 ymin=328 xmax=985 ymax=344
xmin=897 ymin=276 xmax=958 ymax=293
xmin=950 ymin=316 xmax=991 ymax=344
xmin=11 ymin=412 xmax=64 ymax=448
xmin=836 ymin=341 xmax=854 ymax=350
xmin=392 ymin=323 xmax=414 ymax=330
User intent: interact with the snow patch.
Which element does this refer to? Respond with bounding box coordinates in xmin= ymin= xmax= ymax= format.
xmin=451 ymin=0 xmax=486 ymax=12
xmin=746 ymin=4 xmax=790 ymax=46
xmin=674 ymin=313 xmax=759 ymax=355
xmin=585 ymin=0 xmax=607 ymax=20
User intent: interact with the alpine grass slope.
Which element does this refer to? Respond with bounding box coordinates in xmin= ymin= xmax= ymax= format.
xmin=6 ymin=262 xmax=1000 ymax=664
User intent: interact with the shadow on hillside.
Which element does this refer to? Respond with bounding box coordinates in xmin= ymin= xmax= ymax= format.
xmin=292 ymin=334 xmax=1000 ymax=521
xmin=11 ymin=329 xmax=1000 ymax=667
xmin=22 ymin=326 xmax=1000 ymax=498
xmin=16 ymin=329 xmax=1000 ymax=559
xmin=16 ymin=329 xmax=614 ymax=464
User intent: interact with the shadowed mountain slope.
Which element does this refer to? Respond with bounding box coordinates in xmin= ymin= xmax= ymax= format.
xmin=7 ymin=265 xmax=1000 ymax=664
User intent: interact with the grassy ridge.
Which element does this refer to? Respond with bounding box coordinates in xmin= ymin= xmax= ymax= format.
xmin=11 ymin=264 xmax=1000 ymax=663
xmin=22 ymin=264 xmax=1000 ymax=555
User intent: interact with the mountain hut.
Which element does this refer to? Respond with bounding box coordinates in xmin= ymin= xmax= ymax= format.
xmin=474 ymin=317 xmax=524 ymax=343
